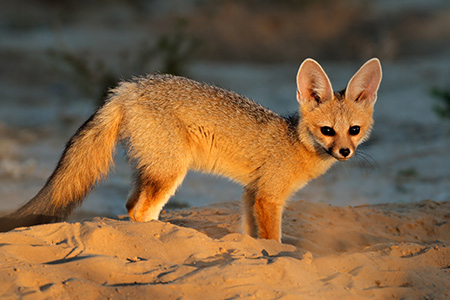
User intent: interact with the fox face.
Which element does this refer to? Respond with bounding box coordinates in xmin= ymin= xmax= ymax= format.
xmin=301 ymin=96 xmax=375 ymax=161
xmin=296 ymin=58 xmax=382 ymax=161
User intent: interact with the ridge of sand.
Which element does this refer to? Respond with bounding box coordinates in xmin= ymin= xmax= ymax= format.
xmin=1 ymin=200 xmax=449 ymax=299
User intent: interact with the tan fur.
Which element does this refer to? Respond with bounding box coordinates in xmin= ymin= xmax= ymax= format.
xmin=50 ymin=101 xmax=123 ymax=208
xmin=6 ymin=58 xmax=382 ymax=241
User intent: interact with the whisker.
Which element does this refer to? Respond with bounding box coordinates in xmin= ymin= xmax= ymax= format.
xmin=354 ymin=150 xmax=378 ymax=171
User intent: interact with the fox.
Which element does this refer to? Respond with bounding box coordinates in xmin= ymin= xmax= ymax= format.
xmin=0 ymin=58 xmax=382 ymax=241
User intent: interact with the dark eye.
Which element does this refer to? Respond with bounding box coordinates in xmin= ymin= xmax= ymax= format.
xmin=320 ymin=126 xmax=335 ymax=136
xmin=349 ymin=126 xmax=360 ymax=135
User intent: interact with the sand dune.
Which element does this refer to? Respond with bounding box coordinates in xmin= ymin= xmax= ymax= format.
xmin=1 ymin=200 xmax=449 ymax=299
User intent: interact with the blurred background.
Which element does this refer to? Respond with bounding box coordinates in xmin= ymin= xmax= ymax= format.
xmin=1 ymin=0 xmax=449 ymax=218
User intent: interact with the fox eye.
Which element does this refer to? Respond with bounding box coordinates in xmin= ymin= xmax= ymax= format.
xmin=349 ymin=126 xmax=360 ymax=135
xmin=320 ymin=126 xmax=335 ymax=136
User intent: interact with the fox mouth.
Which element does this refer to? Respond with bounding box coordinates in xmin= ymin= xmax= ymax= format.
xmin=322 ymin=147 xmax=351 ymax=161
xmin=322 ymin=147 xmax=337 ymax=159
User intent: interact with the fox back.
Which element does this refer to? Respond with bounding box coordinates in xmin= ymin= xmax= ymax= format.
xmin=0 ymin=58 xmax=382 ymax=241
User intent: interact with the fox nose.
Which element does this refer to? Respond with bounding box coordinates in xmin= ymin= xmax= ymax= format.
xmin=339 ymin=148 xmax=351 ymax=157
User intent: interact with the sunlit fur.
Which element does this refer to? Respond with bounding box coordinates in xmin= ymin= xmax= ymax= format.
xmin=0 ymin=58 xmax=382 ymax=242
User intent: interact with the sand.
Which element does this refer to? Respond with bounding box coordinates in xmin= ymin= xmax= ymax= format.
xmin=1 ymin=199 xmax=449 ymax=299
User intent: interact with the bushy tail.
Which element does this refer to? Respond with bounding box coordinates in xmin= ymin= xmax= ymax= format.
xmin=0 ymin=97 xmax=123 ymax=232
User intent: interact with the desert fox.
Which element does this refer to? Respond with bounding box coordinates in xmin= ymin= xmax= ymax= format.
xmin=0 ymin=58 xmax=382 ymax=241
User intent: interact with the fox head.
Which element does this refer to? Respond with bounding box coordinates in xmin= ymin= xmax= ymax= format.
xmin=296 ymin=58 xmax=382 ymax=161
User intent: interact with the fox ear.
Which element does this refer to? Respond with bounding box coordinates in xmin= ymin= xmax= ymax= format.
xmin=296 ymin=58 xmax=333 ymax=106
xmin=345 ymin=58 xmax=382 ymax=105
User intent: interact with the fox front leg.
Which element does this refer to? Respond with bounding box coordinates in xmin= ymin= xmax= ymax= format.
xmin=254 ymin=197 xmax=283 ymax=242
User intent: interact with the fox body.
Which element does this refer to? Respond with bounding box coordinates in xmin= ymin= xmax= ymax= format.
xmin=1 ymin=58 xmax=382 ymax=241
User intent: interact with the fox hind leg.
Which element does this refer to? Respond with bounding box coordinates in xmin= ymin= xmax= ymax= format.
xmin=126 ymin=167 xmax=187 ymax=222
xmin=242 ymin=188 xmax=258 ymax=238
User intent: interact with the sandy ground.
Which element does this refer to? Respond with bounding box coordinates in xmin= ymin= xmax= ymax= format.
xmin=1 ymin=200 xmax=449 ymax=299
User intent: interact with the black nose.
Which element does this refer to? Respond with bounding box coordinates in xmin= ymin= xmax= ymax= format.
xmin=339 ymin=148 xmax=351 ymax=157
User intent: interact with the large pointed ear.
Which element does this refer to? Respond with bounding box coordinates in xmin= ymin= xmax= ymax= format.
xmin=345 ymin=58 xmax=382 ymax=105
xmin=296 ymin=58 xmax=333 ymax=106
